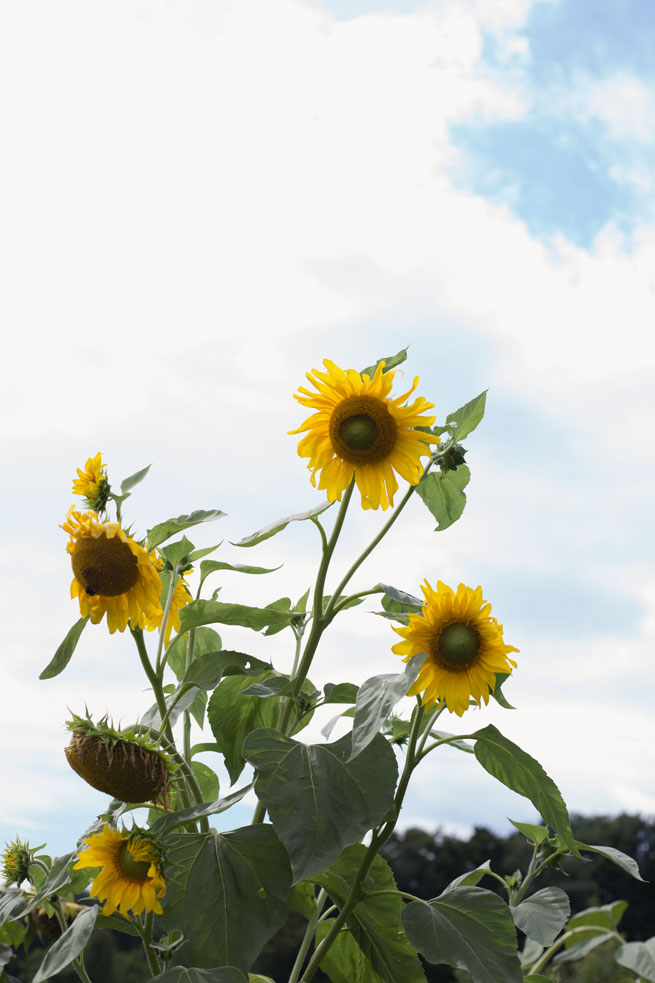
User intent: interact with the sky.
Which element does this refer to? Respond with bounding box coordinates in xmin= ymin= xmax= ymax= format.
xmin=1 ymin=0 xmax=654 ymax=865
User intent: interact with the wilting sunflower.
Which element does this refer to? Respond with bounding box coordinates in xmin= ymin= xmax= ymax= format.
xmin=62 ymin=508 xmax=163 ymax=634
xmin=150 ymin=571 xmax=193 ymax=647
xmin=74 ymin=825 xmax=165 ymax=917
xmin=290 ymin=359 xmax=440 ymax=510
xmin=392 ymin=581 xmax=518 ymax=717
xmin=72 ymin=453 xmax=111 ymax=512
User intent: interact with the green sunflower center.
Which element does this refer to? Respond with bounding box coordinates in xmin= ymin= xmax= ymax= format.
xmin=71 ymin=534 xmax=139 ymax=597
xmin=437 ymin=622 xmax=480 ymax=669
xmin=329 ymin=395 xmax=397 ymax=464
xmin=118 ymin=842 xmax=151 ymax=881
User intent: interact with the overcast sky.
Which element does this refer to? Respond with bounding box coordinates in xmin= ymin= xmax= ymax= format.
xmin=1 ymin=0 xmax=654 ymax=862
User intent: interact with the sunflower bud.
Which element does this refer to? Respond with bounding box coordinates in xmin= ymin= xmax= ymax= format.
xmin=65 ymin=714 xmax=176 ymax=806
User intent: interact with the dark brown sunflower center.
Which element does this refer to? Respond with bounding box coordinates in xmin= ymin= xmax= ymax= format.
xmin=71 ymin=534 xmax=138 ymax=597
xmin=329 ymin=395 xmax=397 ymax=464
xmin=118 ymin=843 xmax=151 ymax=880
xmin=436 ymin=623 xmax=480 ymax=669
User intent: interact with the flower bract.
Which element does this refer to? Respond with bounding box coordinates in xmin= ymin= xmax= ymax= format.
xmin=2 ymin=838 xmax=33 ymax=886
xmin=392 ymin=581 xmax=518 ymax=716
xmin=62 ymin=509 xmax=163 ymax=633
xmin=74 ymin=825 xmax=166 ymax=917
xmin=72 ymin=453 xmax=111 ymax=512
xmin=290 ymin=359 xmax=440 ymax=510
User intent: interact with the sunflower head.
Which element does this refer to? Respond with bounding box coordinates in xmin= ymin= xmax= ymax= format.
xmin=74 ymin=824 xmax=166 ymax=917
xmin=1 ymin=837 xmax=35 ymax=886
xmin=73 ymin=453 xmax=111 ymax=514
xmin=65 ymin=712 xmax=177 ymax=806
xmin=290 ymin=359 xmax=440 ymax=510
xmin=62 ymin=508 xmax=163 ymax=633
xmin=392 ymin=580 xmax=518 ymax=716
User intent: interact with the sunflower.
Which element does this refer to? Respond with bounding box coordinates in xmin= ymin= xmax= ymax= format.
xmin=290 ymin=359 xmax=440 ymax=510
xmin=2 ymin=837 xmax=33 ymax=886
xmin=149 ymin=571 xmax=193 ymax=647
xmin=74 ymin=825 xmax=166 ymax=917
xmin=72 ymin=453 xmax=111 ymax=512
xmin=62 ymin=508 xmax=163 ymax=634
xmin=392 ymin=581 xmax=518 ymax=717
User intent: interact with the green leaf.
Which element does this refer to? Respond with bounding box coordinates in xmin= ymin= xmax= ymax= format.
xmin=249 ymin=976 xmax=276 ymax=983
xmin=17 ymin=853 xmax=77 ymax=916
xmin=167 ymin=627 xmax=222 ymax=682
xmin=199 ymin=560 xmax=281 ymax=591
xmin=350 ymin=660 xmax=422 ymax=760
xmin=32 ymin=905 xmax=97 ymax=983
xmin=243 ymin=730 xmax=398 ymax=883
xmin=316 ymin=921 xmax=386 ymax=983
xmin=444 ymin=391 xmax=488 ymax=441
xmin=286 ymin=880 xmax=318 ymax=919
xmin=378 ymin=583 xmax=422 ymax=610
xmin=151 ymin=785 xmax=252 ymax=837
xmin=242 ymin=676 xmax=294 ymax=698
xmin=523 ymin=977 xmax=554 ymax=983
xmin=416 ymin=465 xmax=470 ymax=532
xmin=575 ymin=841 xmax=645 ymax=880
xmin=0 ymin=918 xmax=26 ymax=948
xmin=161 ymin=536 xmax=195 ymax=568
xmin=508 ymin=819 xmax=549 ymax=846
xmin=490 ymin=672 xmax=516 ymax=710
xmin=191 ymin=761 xmax=219 ymax=802
xmin=402 ymin=888 xmax=522 ymax=983
xmin=315 ymin=847 xmax=426 ymax=983
xmin=360 ymin=347 xmax=408 ymax=378
xmin=188 ymin=543 xmax=222 ymax=562
xmin=553 ymin=932 xmax=616 ymax=965
xmin=615 ymin=939 xmax=655 ymax=982
xmin=148 ymin=968 xmax=248 ymax=983
xmin=93 ymin=912 xmax=140 ymax=936
xmin=158 ymin=826 xmax=291 ymax=971
xmin=120 ymin=464 xmax=152 ymax=494
xmin=0 ymin=891 xmax=25 ymax=927
xmin=182 ymin=650 xmax=269 ymax=690
xmin=472 ymin=725 xmax=579 ymax=856
xmin=141 ymin=684 xmax=203 ymax=730
xmin=232 ymin=501 xmax=333 ymax=547
xmin=40 ymin=617 xmax=89 ymax=679
xmin=179 ymin=599 xmax=294 ymax=634
xmin=510 ymin=888 xmax=570 ymax=946
xmin=446 ymin=861 xmax=492 ymax=890
xmin=207 ymin=672 xmax=281 ymax=783
xmin=323 ymin=682 xmax=359 ymax=704
xmin=148 ymin=510 xmax=226 ymax=550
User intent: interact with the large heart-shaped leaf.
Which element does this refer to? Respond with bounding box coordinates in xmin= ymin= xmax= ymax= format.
xmin=510 ymin=888 xmax=570 ymax=946
xmin=32 ymin=905 xmax=97 ymax=983
xmin=244 ymin=730 xmax=397 ymax=882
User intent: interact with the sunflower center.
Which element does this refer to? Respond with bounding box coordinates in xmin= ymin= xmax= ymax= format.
xmin=118 ymin=843 xmax=151 ymax=881
xmin=329 ymin=395 xmax=397 ymax=464
xmin=437 ymin=622 xmax=480 ymax=668
xmin=71 ymin=534 xmax=139 ymax=597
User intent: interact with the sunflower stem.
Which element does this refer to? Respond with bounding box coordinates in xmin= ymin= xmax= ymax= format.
xmin=323 ymin=482 xmax=417 ymax=622
xmin=52 ymin=900 xmax=93 ymax=983
xmin=155 ymin=563 xmax=180 ymax=675
xmin=134 ymin=911 xmax=161 ymax=978
xmin=287 ymin=887 xmax=327 ymax=983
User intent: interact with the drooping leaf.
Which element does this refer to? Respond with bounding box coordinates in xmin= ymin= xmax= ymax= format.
xmin=378 ymin=584 xmax=422 ymax=610
xmin=0 ymin=891 xmax=27 ymax=927
xmin=148 ymin=967 xmax=248 ymax=983
xmin=575 ymin=841 xmax=645 ymax=881
xmin=472 ymin=725 xmax=579 ymax=856
xmin=360 ymin=347 xmax=408 ymax=378
xmin=443 ymin=391 xmax=488 ymax=441
xmin=508 ymin=819 xmax=549 ymax=846
xmin=315 ymin=846 xmax=426 ymax=983
xmin=120 ymin=464 xmax=152 ymax=494
xmin=207 ymin=672 xmax=281 ymax=784
xmin=553 ymin=932 xmax=617 ymax=965
xmin=179 ymin=599 xmax=294 ymax=634
xmin=150 ymin=785 xmax=252 ymax=837
xmin=40 ymin=617 xmax=89 ymax=679
xmin=232 ymin=501 xmax=333 ymax=547
xmin=614 ymin=939 xmax=655 ymax=982
xmin=199 ymin=560 xmax=281 ymax=592
xmin=416 ymin=465 xmax=470 ymax=532
xmin=510 ymin=888 xmax=570 ymax=946
xmin=350 ymin=659 xmax=422 ymax=760
xmin=32 ymin=905 xmax=98 ymax=983
xmin=566 ymin=900 xmax=628 ymax=936
xmin=243 ymin=730 xmax=398 ymax=883
xmin=158 ymin=826 xmax=291 ymax=971
xmin=148 ymin=510 xmax=226 ymax=550
xmin=490 ymin=672 xmax=516 ymax=710
xmin=402 ymin=888 xmax=522 ymax=983
xmin=181 ymin=651 xmax=269 ymax=691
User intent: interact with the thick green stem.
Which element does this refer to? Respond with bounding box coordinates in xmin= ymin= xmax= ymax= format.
xmin=288 ymin=888 xmax=327 ymax=983
xmin=155 ymin=565 xmax=180 ymax=674
xmin=52 ymin=901 xmax=92 ymax=983
xmin=134 ymin=911 xmax=161 ymax=978
xmin=528 ymin=926 xmax=622 ymax=976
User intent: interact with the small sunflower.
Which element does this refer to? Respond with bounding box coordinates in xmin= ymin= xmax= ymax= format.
xmin=392 ymin=581 xmax=518 ymax=716
xmin=62 ymin=508 xmax=163 ymax=634
xmin=74 ymin=825 xmax=166 ymax=917
xmin=150 ymin=571 xmax=193 ymax=647
xmin=73 ymin=453 xmax=111 ymax=513
xmin=290 ymin=359 xmax=440 ymax=510
xmin=2 ymin=837 xmax=33 ymax=886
